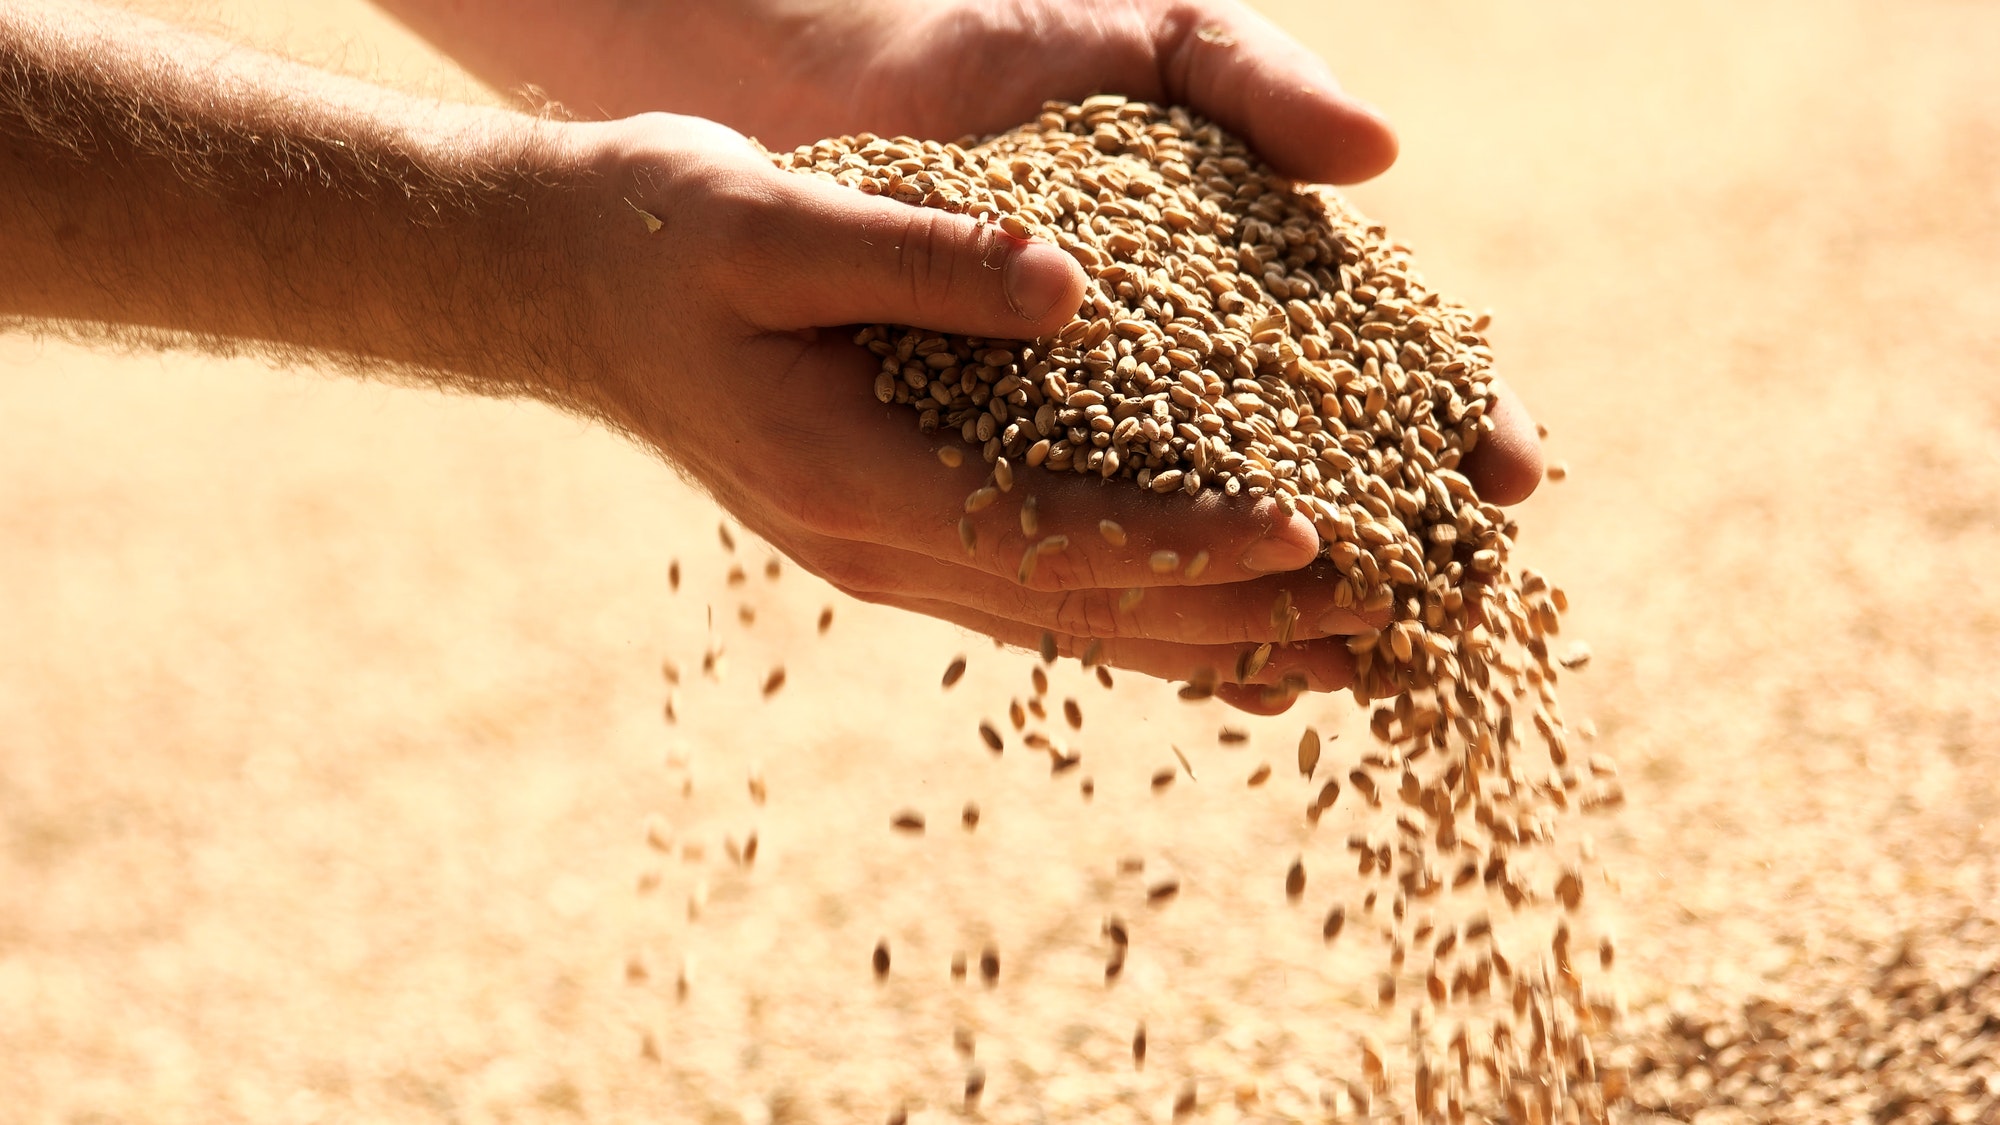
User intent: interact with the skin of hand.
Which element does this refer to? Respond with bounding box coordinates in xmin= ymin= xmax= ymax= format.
xmin=1 ymin=1 xmax=1542 ymax=712
xmin=374 ymin=0 xmax=1546 ymax=713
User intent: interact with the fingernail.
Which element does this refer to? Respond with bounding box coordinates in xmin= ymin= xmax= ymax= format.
xmin=1004 ymin=242 xmax=1075 ymax=322
xmin=1243 ymin=534 xmax=1315 ymax=574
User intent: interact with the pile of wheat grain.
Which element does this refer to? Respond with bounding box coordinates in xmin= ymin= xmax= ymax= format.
xmin=750 ymin=99 xmax=1619 ymax=1122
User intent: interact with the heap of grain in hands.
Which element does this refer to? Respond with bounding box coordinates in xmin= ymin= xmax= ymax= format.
xmin=758 ymin=97 xmax=1619 ymax=1121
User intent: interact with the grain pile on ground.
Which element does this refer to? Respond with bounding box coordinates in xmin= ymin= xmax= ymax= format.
xmin=1616 ymin=907 xmax=2000 ymax=1122
xmin=757 ymin=99 xmax=1622 ymax=1122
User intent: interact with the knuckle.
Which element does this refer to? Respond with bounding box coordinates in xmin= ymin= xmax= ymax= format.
xmin=1050 ymin=587 xmax=1119 ymax=639
xmin=892 ymin=208 xmax=974 ymax=314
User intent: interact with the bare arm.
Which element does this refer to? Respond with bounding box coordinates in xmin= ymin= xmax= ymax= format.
xmin=0 ymin=0 xmax=601 ymax=414
xmin=0 ymin=0 xmax=1538 ymax=706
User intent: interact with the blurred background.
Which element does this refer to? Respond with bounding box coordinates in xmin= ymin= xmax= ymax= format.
xmin=2 ymin=1 xmax=1996 ymax=1122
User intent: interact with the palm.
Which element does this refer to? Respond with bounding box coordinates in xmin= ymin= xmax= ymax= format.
xmin=733 ymin=0 xmax=1392 ymax=187
xmin=839 ymin=2 xmax=1157 ymax=143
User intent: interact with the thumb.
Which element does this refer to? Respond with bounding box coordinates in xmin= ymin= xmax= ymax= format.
xmin=742 ymin=169 xmax=1088 ymax=338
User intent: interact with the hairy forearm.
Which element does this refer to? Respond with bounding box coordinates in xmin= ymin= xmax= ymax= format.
xmin=0 ymin=1 xmax=601 ymax=410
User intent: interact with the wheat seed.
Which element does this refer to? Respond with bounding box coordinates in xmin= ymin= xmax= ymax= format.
xmin=1324 ymin=905 xmax=1346 ymax=943
xmin=942 ymin=655 xmax=968 ymax=689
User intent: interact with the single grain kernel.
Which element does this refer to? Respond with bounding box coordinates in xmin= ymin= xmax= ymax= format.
xmin=1149 ymin=550 xmax=1181 ymax=574
xmin=942 ymin=655 xmax=968 ymax=689
xmin=1098 ymin=519 xmax=1128 ymax=546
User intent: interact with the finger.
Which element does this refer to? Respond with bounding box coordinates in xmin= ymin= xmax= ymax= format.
xmin=737 ymin=168 xmax=1088 ymax=337
xmin=1212 ymin=681 xmax=1304 ymax=716
xmin=1462 ymin=378 xmax=1544 ymax=506
xmin=769 ymin=334 xmax=1324 ymax=590
xmin=874 ymin=592 xmax=1357 ymax=696
xmin=952 ymin=465 xmax=1323 ymax=588
xmin=1152 ymin=1 xmax=1399 ymax=184
xmin=786 ymin=525 xmax=1387 ymax=644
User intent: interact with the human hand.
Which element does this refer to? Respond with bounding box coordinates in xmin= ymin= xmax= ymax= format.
xmin=563 ymin=112 xmax=1540 ymax=713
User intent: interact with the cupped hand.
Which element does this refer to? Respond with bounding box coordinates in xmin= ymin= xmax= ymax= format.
xmin=561 ymin=113 xmax=1540 ymax=710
